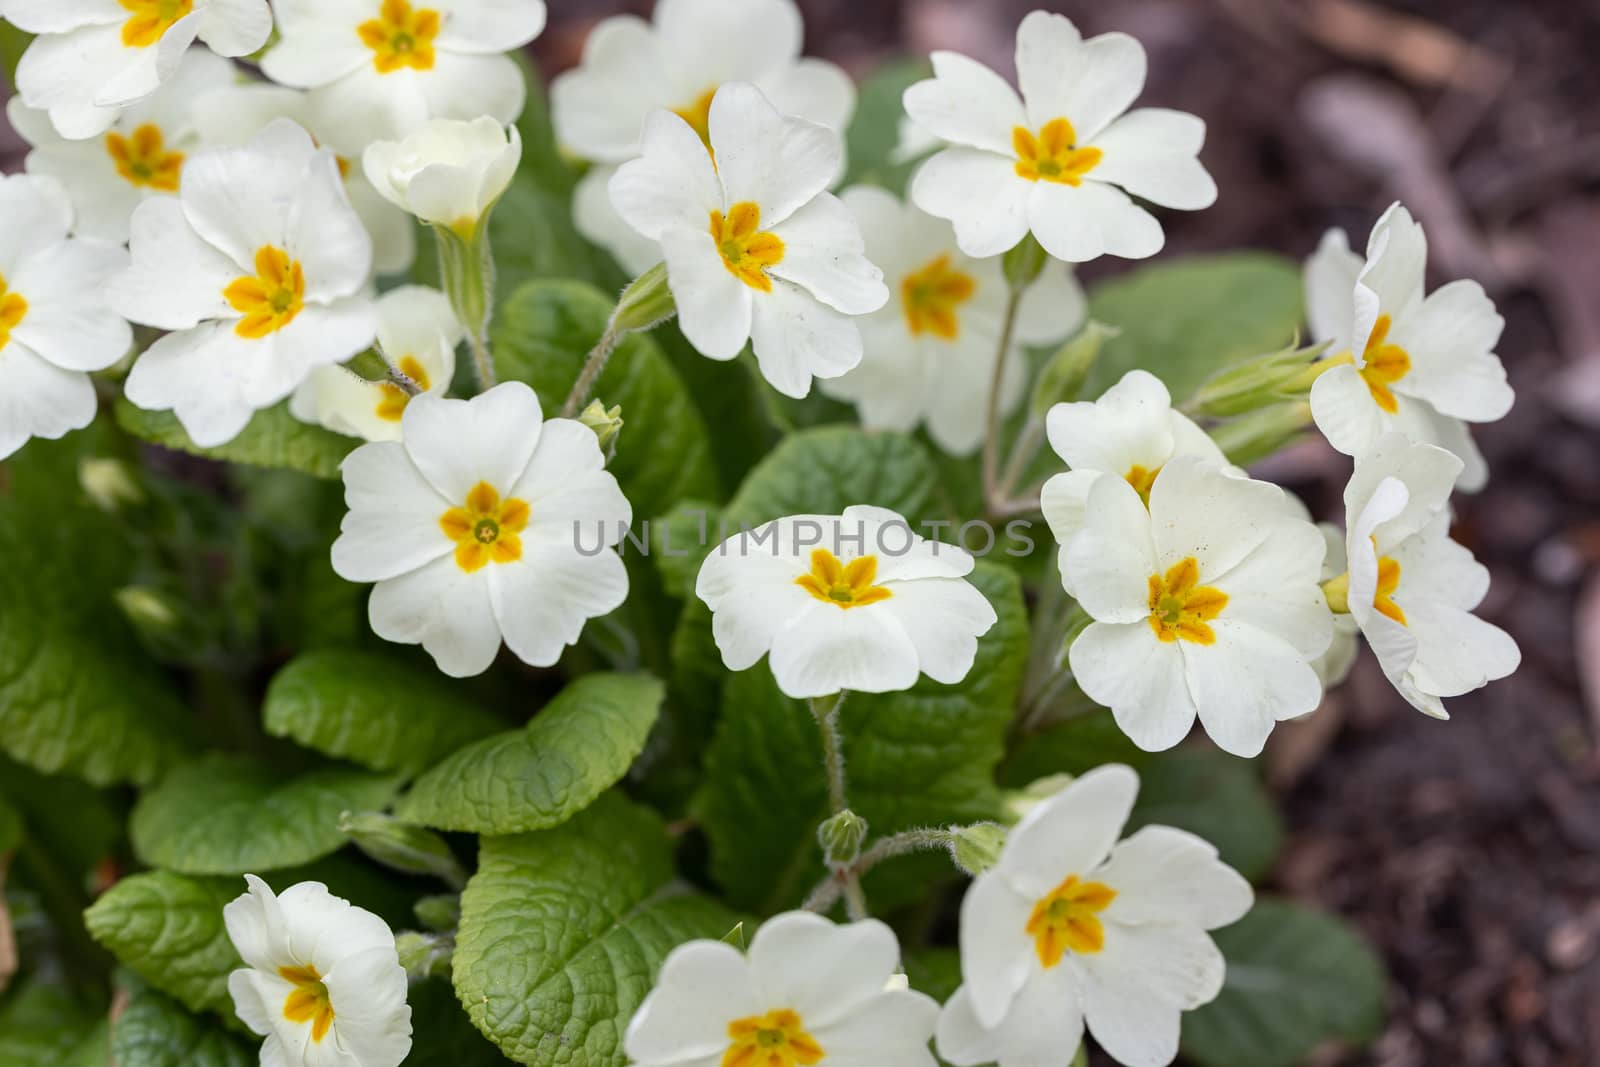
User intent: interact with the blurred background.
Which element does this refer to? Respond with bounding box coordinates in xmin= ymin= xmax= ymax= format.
xmin=6 ymin=1 xmax=1599 ymax=1063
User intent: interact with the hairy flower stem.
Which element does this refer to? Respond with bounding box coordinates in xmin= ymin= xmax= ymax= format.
xmin=982 ymin=286 xmax=1026 ymax=519
xmin=803 ymin=828 xmax=958 ymax=914
xmin=806 ymin=691 xmax=869 ymax=918
xmin=561 ymin=321 xmax=625 ymax=418
xmin=435 ymin=224 xmax=497 ymax=391
xmin=562 ymin=263 xmax=679 ymax=418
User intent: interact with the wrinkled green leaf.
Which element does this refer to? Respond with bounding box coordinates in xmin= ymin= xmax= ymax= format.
xmin=130 ymin=756 xmax=400 ymax=875
xmin=843 ymin=59 xmax=933 ymax=193
xmin=115 ymin=400 xmax=358 ymax=480
xmin=396 ymin=673 xmax=662 ymax=834
xmin=0 ymin=435 xmax=191 ymax=786
xmin=452 ymin=792 xmax=738 ymax=1066
xmin=493 ymin=280 xmax=720 ymax=519
xmin=1084 ymin=253 xmax=1303 ymax=403
xmin=1127 ymin=747 xmax=1283 ymax=883
xmin=698 ymin=563 xmax=1029 ymax=912
xmin=1182 ymin=898 xmax=1386 ymax=1067
xmin=109 ymin=974 xmax=254 ymax=1067
xmin=83 ymin=872 xmax=241 ymax=1016
xmin=263 ymin=649 xmax=503 ymax=775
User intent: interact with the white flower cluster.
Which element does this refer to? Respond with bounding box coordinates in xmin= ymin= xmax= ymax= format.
xmin=0 ymin=2 xmax=1523 ymax=1066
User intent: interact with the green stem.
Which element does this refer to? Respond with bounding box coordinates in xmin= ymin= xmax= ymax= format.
xmin=808 ymin=693 xmax=849 ymax=815
xmin=802 ymin=828 xmax=957 ymax=914
xmin=435 ymin=225 xmax=497 ymax=391
xmin=982 ymin=287 xmax=1025 ymax=517
xmin=561 ymin=321 xmax=624 ymax=419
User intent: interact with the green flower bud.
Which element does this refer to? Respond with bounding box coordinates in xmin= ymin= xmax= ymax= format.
xmin=951 ymin=822 xmax=1008 ymax=876
xmin=1030 ymin=321 xmax=1119 ymax=417
xmin=1208 ymin=401 xmax=1315 ymax=466
xmin=1002 ymin=233 xmax=1049 ymax=289
xmin=817 ymin=809 xmax=869 ymax=868
xmin=612 ymin=262 xmax=678 ymax=335
xmin=577 ymin=399 xmax=624 ymax=453
xmin=1001 ymin=773 xmax=1076 ymax=823
xmin=1190 ymin=339 xmax=1330 ymax=418
xmin=395 ymin=930 xmax=453 ymax=979
xmin=78 ymin=457 xmax=144 ymax=513
xmin=339 ymin=811 xmax=466 ymax=889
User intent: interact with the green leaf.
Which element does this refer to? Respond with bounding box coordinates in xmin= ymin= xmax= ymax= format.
xmin=1182 ymin=898 xmax=1387 ymax=1067
xmin=396 ymin=673 xmax=663 ymax=834
xmin=902 ymin=948 xmax=963 ymax=1004
xmin=0 ymin=981 xmax=103 ymax=1065
xmin=843 ymin=59 xmax=933 ymax=193
xmin=130 ymin=756 xmax=401 ymax=875
xmin=83 ymin=872 xmax=241 ymax=1016
xmin=698 ymin=562 xmax=1030 ymax=912
xmin=109 ymin=974 xmax=255 ymax=1067
xmin=115 ymin=399 xmax=358 ymax=480
xmin=263 ymin=649 xmax=503 ymax=776
xmin=408 ymin=978 xmax=516 ymax=1065
xmin=648 ymin=500 xmax=722 ymax=599
xmin=1126 ymin=747 xmax=1283 ymax=883
xmin=0 ymin=23 xmax=30 ymax=82
xmin=1084 ymin=253 xmax=1303 ymax=403
xmin=493 ymin=280 xmax=720 ymax=519
xmin=452 ymin=792 xmax=739 ymax=1066
xmin=0 ymin=435 xmax=191 ymax=786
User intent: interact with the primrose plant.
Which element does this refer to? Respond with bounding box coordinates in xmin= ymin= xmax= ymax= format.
xmin=0 ymin=3 xmax=1517 ymax=1067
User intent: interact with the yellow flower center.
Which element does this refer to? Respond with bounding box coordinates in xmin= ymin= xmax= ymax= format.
xmin=673 ymin=87 xmax=718 ymax=147
xmin=0 ymin=271 xmax=29 ymax=351
xmin=1026 ymin=874 xmax=1118 ymax=967
xmin=1146 ymin=556 xmax=1228 ymax=645
xmin=710 ymin=202 xmax=785 ymax=293
xmin=723 ymin=1009 xmax=825 ymax=1067
xmin=119 ymin=0 xmax=193 ymax=48
xmin=1373 ymin=551 xmax=1406 ymax=627
xmin=106 ymin=124 xmax=185 ymax=192
xmin=1357 ymin=313 xmax=1412 ymax=414
xmin=795 ymin=548 xmax=892 ymax=609
xmin=1013 ymin=118 xmax=1103 ymax=186
xmin=1125 ymin=463 xmax=1160 ymax=505
xmin=375 ymin=355 xmax=431 ymax=422
xmin=279 ymin=965 xmax=335 ymax=1043
xmin=223 ymin=247 xmax=307 ymax=340
xmin=901 ymin=253 xmax=976 ymax=340
xmin=439 ymin=481 xmax=529 ymax=572
xmin=358 ymin=0 xmax=441 ymax=74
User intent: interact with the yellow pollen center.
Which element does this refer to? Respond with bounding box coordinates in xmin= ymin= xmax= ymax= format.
xmin=279 ymin=965 xmax=335 ymax=1043
xmin=439 ymin=481 xmax=530 ymax=572
xmin=1026 ymin=874 xmax=1117 ymax=967
xmin=901 ymin=253 xmax=976 ymax=340
xmin=1013 ymin=118 xmax=1103 ymax=186
xmin=1147 ymin=556 xmax=1228 ymax=644
xmin=106 ymin=124 xmax=184 ymax=192
xmin=223 ymin=247 xmax=307 ymax=340
xmin=723 ymin=1009 xmax=825 ymax=1067
xmin=119 ymin=0 xmax=193 ymax=48
xmin=710 ymin=202 xmax=785 ymax=292
xmin=1373 ymin=548 xmax=1406 ymax=626
xmin=1357 ymin=313 xmax=1412 ymax=414
xmin=673 ymin=87 xmax=718 ymax=147
xmin=795 ymin=548 xmax=892 ymax=609
xmin=376 ymin=355 xmax=431 ymax=422
xmin=0 ymin=271 xmax=29 ymax=351
xmin=1125 ymin=464 xmax=1161 ymax=505
xmin=358 ymin=0 xmax=441 ymax=74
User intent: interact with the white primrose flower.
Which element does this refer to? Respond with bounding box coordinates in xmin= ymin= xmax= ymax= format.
xmin=1064 ymin=458 xmax=1332 ymax=757
xmin=330 ymin=381 xmax=631 ymax=678
xmin=224 ymin=875 xmax=411 ymax=1067
xmin=820 ymin=186 xmax=1086 ymax=456
xmin=1039 ymin=369 xmax=1230 ymax=588
xmin=904 ymin=11 xmax=1216 ymax=263
xmin=937 ymin=765 xmax=1252 ymax=1067
xmin=626 ymin=910 xmax=939 ymax=1067
xmin=552 ymin=0 xmax=856 ymax=274
xmin=610 ymin=82 xmax=888 ymax=399
xmin=5 ymin=50 xmax=238 ymax=243
xmin=190 ymin=83 xmax=417 ymax=275
xmin=1340 ymin=433 xmax=1519 ymax=718
xmin=362 ymin=116 xmax=521 ymax=237
xmin=0 ymin=0 xmax=270 ymax=140
xmin=261 ymin=0 xmax=547 ymax=154
xmin=694 ymin=505 xmax=997 ymax=699
xmin=110 ymin=119 xmax=379 ymax=448
xmin=290 ymin=285 xmax=461 ymax=443
xmin=0 ymin=175 xmax=131 ymax=460
xmin=1305 ymin=202 xmax=1513 ymax=491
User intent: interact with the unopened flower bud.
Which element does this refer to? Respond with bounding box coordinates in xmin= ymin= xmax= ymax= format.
xmin=817 ymin=809 xmax=869 ymax=868
xmin=339 ymin=811 xmax=466 ymax=888
xmin=577 ymin=399 xmax=624 ymax=453
xmin=1001 ymin=774 xmax=1076 ymax=823
xmin=951 ymin=822 xmax=1008 ymax=876
xmin=611 ymin=261 xmax=678 ymax=335
xmin=1030 ymin=321 xmax=1117 ymax=417
xmin=79 ymin=457 xmax=144 ymax=513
